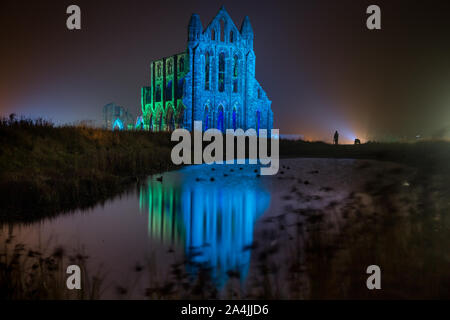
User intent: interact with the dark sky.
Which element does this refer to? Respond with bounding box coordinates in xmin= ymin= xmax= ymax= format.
xmin=1 ymin=0 xmax=450 ymax=142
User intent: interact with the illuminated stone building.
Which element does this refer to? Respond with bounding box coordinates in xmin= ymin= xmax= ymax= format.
xmin=102 ymin=102 xmax=134 ymax=130
xmin=141 ymin=6 xmax=273 ymax=132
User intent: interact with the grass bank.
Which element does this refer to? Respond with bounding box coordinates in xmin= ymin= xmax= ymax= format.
xmin=279 ymin=138 xmax=450 ymax=168
xmin=0 ymin=237 xmax=103 ymax=300
xmin=0 ymin=117 xmax=178 ymax=222
xmin=278 ymin=140 xmax=450 ymax=298
xmin=2 ymin=117 xmax=450 ymax=222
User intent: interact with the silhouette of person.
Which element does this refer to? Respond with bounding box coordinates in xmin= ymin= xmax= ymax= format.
xmin=333 ymin=130 xmax=339 ymax=145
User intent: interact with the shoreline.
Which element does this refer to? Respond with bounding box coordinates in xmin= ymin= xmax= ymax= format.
xmin=0 ymin=121 xmax=179 ymax=222
xmin=2 ymin=120 xmax=450 ymax=222
xmin=3 ymin=157 xmax=448 ymax=299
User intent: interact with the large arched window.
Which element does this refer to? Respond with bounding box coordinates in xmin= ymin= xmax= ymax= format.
xmin=158 ymin=112 xmax=163 ymax=131
xmin=220 ymin=20 xmax=225 ymax=42
xmin=233 ymin=55 xmax=239 ymax=77
xmin=177 ymin=78 xmax=185 ymax=98
xmin=217 ymin=106 xmax=224 ymax=132
xmin=233 ymin=80 xmax=238 ymax=93
xmin=233 ymin=55 xmax=239 ymax=93
xmin=165 ymin=80 xmax=172 ymax=100
xmin=155 ymin=85 xmax=161 ymax=102
xmin=205 ymin=53 xmax=210 ymax=91
xmin=157 ymin=63 xmax=162 ymax=77
xmin=203 ymin=106 xmax=210 ymax=131
xmin=218 ymin=53 xmax=225 ymax=92
xmin=178 ymin=57 xmax=184 ymax=72
xmin=148 ymin=114 xmax=153 ymax=131
xmin=113 ymin=118 xmax=124 ymax=131
xmin=166 ymin=106 xmax=174 ymax=131
xmin=176 ymin=104 xmax=185 ymax=129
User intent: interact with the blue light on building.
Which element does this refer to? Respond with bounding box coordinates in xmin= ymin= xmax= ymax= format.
xmin=141 ymin=7 xmax=274 ymax=133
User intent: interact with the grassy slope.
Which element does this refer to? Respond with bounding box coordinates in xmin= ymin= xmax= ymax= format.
xmin=280 ymin=138 xmax=450 ymax=167
xmin=0 ymin=120 xmax=178 ymax=221
xmin=2 ymin=119 xmax=450 ymax=298
xmin=280 ymin=140 xmax=450 ymax=298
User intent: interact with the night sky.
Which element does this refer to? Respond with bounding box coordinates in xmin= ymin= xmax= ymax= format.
xmin=1 ymin=0 xmax=450 ymax=142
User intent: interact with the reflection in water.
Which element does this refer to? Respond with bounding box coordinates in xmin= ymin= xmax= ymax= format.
xmin=139 ymin=179 xmax=185 ymax=246
xmin=139 ymin=165 xmax=271 ymax=287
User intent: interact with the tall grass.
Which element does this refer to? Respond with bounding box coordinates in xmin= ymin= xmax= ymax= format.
xmin=0 ymin=116 xmax=178 ymax=221
xmin=279 ymin=138 xmax=450 ymax=168
xmin=301 ymin=163 xmax=450 ymax=299
xmin=0 ymin=236 xmax=104 ymax=299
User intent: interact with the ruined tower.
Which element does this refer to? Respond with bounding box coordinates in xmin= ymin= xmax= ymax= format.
xmin=141 ymin=7 xmax=273 ymax=133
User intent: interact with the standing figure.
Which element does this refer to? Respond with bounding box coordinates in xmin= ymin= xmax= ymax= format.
xmin=333 ymin=130 xmax=339 ymax=145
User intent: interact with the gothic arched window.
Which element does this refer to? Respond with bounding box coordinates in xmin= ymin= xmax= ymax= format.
xmin=178 ymin=57 xmax=184 ymax=72
xmin=166 ymin=106 xmax=174 ymax=131
xmin=177 ymin=78 xmax=185 ymax=98
xmin=203 ymin=106 xmax=209 ymax=131
xmin=176 ymin=104 xmax=185 ymax=129
xmin=218 ymin=53 xmax=225 ymax=92
xmin=217 ymin=106 xmax=224 ymax=132
xmin=220 ymin=20 xmax=225 ymax=42
xmin=205 ymin=53 xmax=210 ymax=91
xmin=233 ymin=55 xmax=239 ymax=77
xmin=156 ymin=85 xmax=161 ymax=102
xmin=158 ymin=113 xmax=163 ymax=131
xmin=148 ymin=114 xmax=153 ymax=131
xmin=165 ymin=80 xmax=172 ymax=100
xmin=157 ymin=63 xmax=162 ymax=77
xmin=233 ymin=55 xmax=239 ymax=93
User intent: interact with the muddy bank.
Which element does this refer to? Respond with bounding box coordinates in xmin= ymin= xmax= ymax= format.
xmin=249 ymin=158 xmax=450 ymax=299
xmin=5 ymin=157 xmax=449 ymax=299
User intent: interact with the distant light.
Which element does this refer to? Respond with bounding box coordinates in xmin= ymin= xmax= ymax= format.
xmin=113 ymin=118 xmax=124 ymax=130
xmin=279 ymin=134 xmax=304 ymax=141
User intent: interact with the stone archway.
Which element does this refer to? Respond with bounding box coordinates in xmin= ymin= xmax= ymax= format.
xmin=217 ymin=105 xmax=224 ymax=132
xmin=203 ymin=105 xmax=210 ymax=131
xmin=176 ymin=103 xmax=185 ymax=129
xmin=112 ymin=118 xmax=124 ymax=130
xmin=166 ymin=105 xmax=175 ymax=131
xmin=157 ymin=111 xmax=163 ymax=131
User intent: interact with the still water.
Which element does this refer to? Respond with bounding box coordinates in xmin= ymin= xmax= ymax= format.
xmin=2 ymin=159 xmax=366 ymax=298
xmin=1 ymin=163 xmax=276 ymax=298
xmin=139 ymin=163 xmax=271 ymax=288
